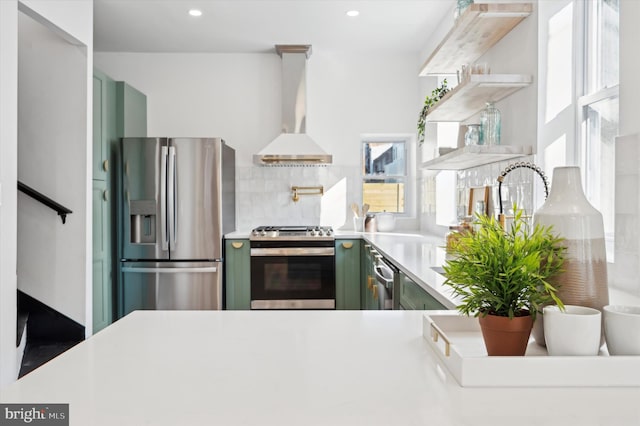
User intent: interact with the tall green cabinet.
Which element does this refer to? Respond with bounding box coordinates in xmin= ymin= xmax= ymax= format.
xmin=92 ymin=69 xmax=146 ymax=331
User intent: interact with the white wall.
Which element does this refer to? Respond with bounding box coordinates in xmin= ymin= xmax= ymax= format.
xmin=536 ymin=0 xmax=577 ymax=178
xmin=0 ymin=0 xmax=92 ymax=388
xmin=619 ymin=0 xmax=640 ymax=137
xmin=613 ymin=0 xmax=640 ymax=297
xmin=17 ymin=12 xmax=88 ymax=325
xmin=0 ymin=0 xmax=20 ymax=389
xmin=94 ymin=51 xmax=421 ymax=230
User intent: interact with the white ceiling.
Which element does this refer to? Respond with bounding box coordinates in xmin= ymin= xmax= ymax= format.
xmin=94 ymin=0 xmax=454 ymax=53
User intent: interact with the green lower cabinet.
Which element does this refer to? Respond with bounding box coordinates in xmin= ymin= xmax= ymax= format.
xmin=225 ymin=239 xmax=251 ymax=310
xmin=398 ymin=272 xmax=447 ymax=310
xmin=361 ymin=244 xmax=380 ymax=310
xmin=335 ymin=239 xmax=361 ymax=310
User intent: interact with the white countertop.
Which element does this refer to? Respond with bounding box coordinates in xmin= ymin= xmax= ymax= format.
xmin=1 ymin=310 xmax=638 ymax=425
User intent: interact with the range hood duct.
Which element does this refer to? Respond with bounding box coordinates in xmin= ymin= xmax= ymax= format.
xmin=254 ymin=45 xmax=332 ymax=166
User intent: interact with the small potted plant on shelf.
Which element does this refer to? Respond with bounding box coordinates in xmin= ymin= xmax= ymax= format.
xmin=417 ymin=79 xmax=449 ymax=146
xmin=442 ymin=206 xmax=566 ymax=356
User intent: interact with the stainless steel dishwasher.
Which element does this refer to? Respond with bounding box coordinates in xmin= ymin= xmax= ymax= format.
xmin=374 ymin=256 xmax=398 ymax=310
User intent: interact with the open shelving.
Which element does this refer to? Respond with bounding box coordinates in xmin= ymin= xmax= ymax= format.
xmin=421 ymin=145 xmax=533 ymax=171
xmin=425 ymin=73 xmax=532 ymax=122
xmin=419 ymin=3 xmax=533 ymax=76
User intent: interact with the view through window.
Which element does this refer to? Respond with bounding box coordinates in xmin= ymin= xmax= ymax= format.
xmin=362 ymin=139 xmax=407 ymax=213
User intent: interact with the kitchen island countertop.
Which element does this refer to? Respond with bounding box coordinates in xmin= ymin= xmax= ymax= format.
xmin=1 ymin=310 xmax=638 ymax=425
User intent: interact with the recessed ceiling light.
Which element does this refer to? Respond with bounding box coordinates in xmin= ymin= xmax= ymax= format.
xmin=346 ymin=10 xmax=360 ymax=17
xmin=188 ymin=9 xmax=202 ymax=17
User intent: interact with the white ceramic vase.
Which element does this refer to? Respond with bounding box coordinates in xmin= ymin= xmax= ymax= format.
xmin=532 ymin=166 xmax=609 ymax=346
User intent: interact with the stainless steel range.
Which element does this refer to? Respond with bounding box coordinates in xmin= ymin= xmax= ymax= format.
xmin=249 ymin=226 xmax=335 ymax=309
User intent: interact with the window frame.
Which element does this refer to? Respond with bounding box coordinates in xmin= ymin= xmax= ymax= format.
xmin=360 ymin=134 xmax=414 ymax=217
xmin=576 ymin=0 xmax=619 ymax=260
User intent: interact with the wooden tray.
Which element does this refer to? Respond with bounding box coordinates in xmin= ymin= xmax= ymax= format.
xmin=422 ymin=312 xmax=640 ymax=387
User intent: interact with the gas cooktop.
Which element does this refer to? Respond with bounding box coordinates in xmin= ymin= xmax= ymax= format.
xmin=250 ymin=225 xmax=334 ymax=240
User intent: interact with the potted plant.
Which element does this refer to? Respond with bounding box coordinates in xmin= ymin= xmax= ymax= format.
xmin=442 ymin=207 xmax=566 ymax=356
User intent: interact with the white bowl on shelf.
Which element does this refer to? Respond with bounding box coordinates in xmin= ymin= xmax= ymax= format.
xmin=603 ymin=305 xmax=640 ymax=355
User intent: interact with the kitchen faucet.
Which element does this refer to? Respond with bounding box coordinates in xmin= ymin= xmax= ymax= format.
xmin=496 ymin=162 xmax=549 ymax=228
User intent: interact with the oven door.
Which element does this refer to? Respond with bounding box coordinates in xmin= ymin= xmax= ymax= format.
xmin=250 ymin=244 xmax=336 ymax=309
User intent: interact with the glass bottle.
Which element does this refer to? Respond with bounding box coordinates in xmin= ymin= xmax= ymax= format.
xmin=455 ymin=0 xmax=474 ymax=20
xmin=480 ymin=102 xmax=501 ymax=145
xmin=464 ymin=124 xmax=481 ymax=146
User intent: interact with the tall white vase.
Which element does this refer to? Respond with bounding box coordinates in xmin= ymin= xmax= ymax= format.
xmin=532 ymin=166 xmax=609 ymax=346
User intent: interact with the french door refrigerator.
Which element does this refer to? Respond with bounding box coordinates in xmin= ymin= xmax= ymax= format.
xmin=120 ymin=137 xmax=235 ymax=316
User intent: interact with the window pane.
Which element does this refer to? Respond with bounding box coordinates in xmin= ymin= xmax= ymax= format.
xmin=362 ymin=140 xmax=407 ymax=214
xmin=363 ymin=141 xmax=406 ymax=176
xmin=587 ymin=0 xmax=619 ymax=92
xmin=363 ymin=179 xmax=405 ymax=213
xmin=584 ymin=96 xmax=618 ymax=260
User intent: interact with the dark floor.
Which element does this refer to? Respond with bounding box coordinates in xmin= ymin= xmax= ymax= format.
xmin=19 ymin=340 xmax=80 ymax=378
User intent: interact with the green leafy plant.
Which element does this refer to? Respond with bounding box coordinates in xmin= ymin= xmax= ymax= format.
xmin=417 ymin=79 xmax=449 ymax=145
xmin=442 ymin=207 xmax=566 ymax=320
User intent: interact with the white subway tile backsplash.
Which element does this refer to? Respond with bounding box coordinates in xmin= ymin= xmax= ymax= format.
xmin=615 ymin=175 xmax=639 ymax=215
xmin=615 ymin=213 xmax=639 ymax=252
xmin=235 ymin=165 xmax=360 ymax=231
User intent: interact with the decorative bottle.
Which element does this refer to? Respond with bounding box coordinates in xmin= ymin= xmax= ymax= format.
xmin=454 ymin=0 xmax=474 ymax=20
xmin=464 ymin=124 xmax=481 ymax=146
xmin=480 ymin=102 xmax=501 ymax=145
xmin=531 ymin=166 xmax=609 ymax=346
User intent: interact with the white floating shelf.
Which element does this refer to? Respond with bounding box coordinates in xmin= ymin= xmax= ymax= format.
xmin=419 ymin=3 xmax=533 ymax=76
xmin=424 ymin=74 xmax=532 ymax=123
xmin=421 ymin=145 xmax=533 ymax=171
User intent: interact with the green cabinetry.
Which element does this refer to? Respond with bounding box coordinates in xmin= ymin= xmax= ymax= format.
xmin=93 ymin=68 xmax=147 ymax=325
xmin=361 ymin=244 xmax=381 ymax=310
xmin=224 ymin=239 xmax=251 ymax=310
xmin=335 ymin=239 xmax=361 ymax=310
xmin=92 ymin=70 xmax=116 ymax=333
xmin=398 ymin=272 xmax=447 ymax=310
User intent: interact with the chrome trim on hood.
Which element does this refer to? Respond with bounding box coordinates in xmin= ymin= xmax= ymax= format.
xmin=254 ymin=45 xmax=332 ymax=166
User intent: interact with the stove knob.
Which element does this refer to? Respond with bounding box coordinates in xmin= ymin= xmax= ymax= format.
xmin=318 ymin=229 xmax=325 ymax=236
xmin=326 ymin=228 xmax=333 ymax=235
xmin=260 ymin=230 xmax=267 ymax=237
xmin=311 ymin=229 xmax=318 ymax=236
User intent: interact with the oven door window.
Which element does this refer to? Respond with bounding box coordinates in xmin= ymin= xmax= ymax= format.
xmin=251 ymin=255 xmax=335 ymax=300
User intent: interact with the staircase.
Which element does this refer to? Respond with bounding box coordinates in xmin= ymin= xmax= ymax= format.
xmin=17 ymin=291 xmax=84 ymax=378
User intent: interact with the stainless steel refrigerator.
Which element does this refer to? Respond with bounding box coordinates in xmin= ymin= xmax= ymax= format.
xmin=119 ymin=137 xmax=235 ymax=316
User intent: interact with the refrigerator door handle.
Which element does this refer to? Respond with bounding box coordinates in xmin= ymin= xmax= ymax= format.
xmin=168 ymin=146 xmax=177 ymax=249
xmin=122 ymin=266 xmax=218 ymax=274
xmin=160 ymin=146 xmax=169 ymax=251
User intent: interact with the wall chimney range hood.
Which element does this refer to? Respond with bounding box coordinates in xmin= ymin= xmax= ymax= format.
xmin=254 ymin=45 xmax=332 ymax=166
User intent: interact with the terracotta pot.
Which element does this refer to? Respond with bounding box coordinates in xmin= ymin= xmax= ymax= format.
xmin=479 ymin=313 xmax=533 ymax=356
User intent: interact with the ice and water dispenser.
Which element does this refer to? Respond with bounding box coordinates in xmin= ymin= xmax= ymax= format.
xmin=129 ymin=200 xmax=157 ymax=244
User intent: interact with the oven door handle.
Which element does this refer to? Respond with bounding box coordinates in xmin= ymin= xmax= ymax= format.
xmin=251 ymin=247 xmax=335 ymax=256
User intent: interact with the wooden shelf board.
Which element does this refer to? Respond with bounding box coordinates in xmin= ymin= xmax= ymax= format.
xmin=421 ymin=145 xmax=533 ymax=170
xmin=419 ymin=3 xmax=533 ymax=76
xmin=424 ymin=74 xmax=532 ymax=123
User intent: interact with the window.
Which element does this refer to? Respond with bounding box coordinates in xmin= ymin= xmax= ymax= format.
xmin=579 ymin=0 xmax=619 ymax=260
xmin=362 ymin=138 xmax=408 ymax=214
